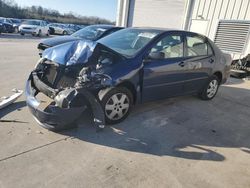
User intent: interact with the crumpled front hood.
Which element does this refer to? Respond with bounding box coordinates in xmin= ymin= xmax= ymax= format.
xmin=42 ymin=40 xmax=97 ymax=66
xmin=41 ymin=35 xmax=79 ymax=47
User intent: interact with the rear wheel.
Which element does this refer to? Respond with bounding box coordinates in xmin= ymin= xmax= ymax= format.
xmin=63 ymin=31 xmax=68 ymax=35
xmin=199 ymin=75 xmax=219 ymax=100
xmin=101 ymin=87 xmax=133 ymax=124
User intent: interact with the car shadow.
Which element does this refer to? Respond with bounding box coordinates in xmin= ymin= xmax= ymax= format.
xmin=59 ymin=85 xmax=250 ymax=162
xmin=225 ymin=77 xmax=244 ymax=85
xmin=0 ymin=101 xmax=27 ymax=119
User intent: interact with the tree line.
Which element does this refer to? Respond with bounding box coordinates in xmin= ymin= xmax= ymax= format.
xmin=0 ymin=0 xmax=114 ymax=25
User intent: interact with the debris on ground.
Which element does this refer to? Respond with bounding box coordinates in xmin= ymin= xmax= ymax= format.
xmin=0 ymin=89 xmax=23 ymax=110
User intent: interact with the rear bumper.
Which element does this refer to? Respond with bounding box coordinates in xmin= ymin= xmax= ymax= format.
xmin=25 ymin=74 xmax=86 ymax=131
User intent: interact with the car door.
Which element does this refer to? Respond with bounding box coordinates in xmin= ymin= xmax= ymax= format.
xmin=142 ymin=33 xmax=188 ymax=102
xmin=182 ymin=34 xmax=215 ymax=93
xmin=54 ymin=24 xmax=60 ymax=34
xmin=4 ymin=19 xmax=12 ymax=31
xmin=42 ymin=21 xmax=47 ymax=34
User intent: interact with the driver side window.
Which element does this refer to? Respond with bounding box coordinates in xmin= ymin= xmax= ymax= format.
xmin=150 ymin=35 xmax=183 ymax=58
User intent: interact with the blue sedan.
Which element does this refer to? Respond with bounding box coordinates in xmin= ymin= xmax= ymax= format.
xmin=26 ymin=28 xmax=231 ymax=131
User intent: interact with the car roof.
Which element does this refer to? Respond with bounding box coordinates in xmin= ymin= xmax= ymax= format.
xmin=88 ymin=24 xmax=123 ymax=29
xmin=128 ymin=27 xmax=206 ymax=38
xmin=23 ymin=19 xmax=44 ymax=22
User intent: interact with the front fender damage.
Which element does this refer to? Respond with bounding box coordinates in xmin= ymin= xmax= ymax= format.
xmin=54 ymin=87 xmax=106 ymax=131
xmin=26 ymin=40 xmax=121 ymax=131
xmin=26 ymin=72 xmax=111 ymax=131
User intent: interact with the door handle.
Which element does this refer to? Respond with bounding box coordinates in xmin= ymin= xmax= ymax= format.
xmin=178 ymin=62 xmax=185 ymax=67
xmin=209 ymin=58 xmax=214 ymax=64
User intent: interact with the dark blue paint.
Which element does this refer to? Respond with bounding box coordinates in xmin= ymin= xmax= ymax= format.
xmin=42 ymin=29 xmax=227 ymax=103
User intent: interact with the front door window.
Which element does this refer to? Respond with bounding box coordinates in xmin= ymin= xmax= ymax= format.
xmin=150 ymin=35 xmax=183 ymax=58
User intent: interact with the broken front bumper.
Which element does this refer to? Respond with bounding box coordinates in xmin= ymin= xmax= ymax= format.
xmin=25 ymin=72 xmax=106 ymax=131
xmin=25 ymin=74 xmax=87 ymax=131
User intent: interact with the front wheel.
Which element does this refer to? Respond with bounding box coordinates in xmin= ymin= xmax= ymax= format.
xmin=199 ymin=75 xmax=219 ymax=100
xmin=100 ymin=87 xmax=133 ymax=124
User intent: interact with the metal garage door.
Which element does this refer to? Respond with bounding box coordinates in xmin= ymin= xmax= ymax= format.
xmin=127 ymin=0 xmax=186 ymax=29
xmin=214 ymin=20 xmax=250 ymax=54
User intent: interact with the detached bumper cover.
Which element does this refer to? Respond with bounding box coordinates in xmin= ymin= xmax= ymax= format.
xmin=25 ymin=73 xmax=105 ymax=131
xmin=25 ymin=74 xmax=86 ymax=130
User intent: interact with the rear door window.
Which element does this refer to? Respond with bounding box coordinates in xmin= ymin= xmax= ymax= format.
xmin=186 ymin=36 xmax=210 ymax=57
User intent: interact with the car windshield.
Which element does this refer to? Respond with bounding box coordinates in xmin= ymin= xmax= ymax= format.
xmin=23 ymin=20 xmax=40 ymax=26
xmin=98 ymin=28 xmax=161 ymax=57
xmin=72 ymin=25 xmax=108 ymax=41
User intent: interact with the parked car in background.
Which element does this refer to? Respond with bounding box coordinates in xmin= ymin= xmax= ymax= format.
xmin=9 ymin=18 xmax=21 ymax=33
xmin=48 ymin=23 xmax=73 ymax=35
xmin=26 ymin=28 xmax=231 ymax=131
xmin=0 ymin=17 xmax=15 ymax=33
xmin=38 ymin=25 xmax=123 ymax=56
xmin=230 ymin=54 xmax=250 ymax=78
xmin=66 ymin=24 xmax=82 ymax=33
xmin=19 ymin=19 xmax=50 ymax=37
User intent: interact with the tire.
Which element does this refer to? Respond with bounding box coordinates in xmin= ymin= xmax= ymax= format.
xmin=100 ymin=87 xmax=133 ymax=124
xmin=63 ymin=31 xmax=68 ymax=35
xmin=199 ymin=75 xmax=220 ymax=100
xmin=20 ymin=33 xmax=24 ymax=36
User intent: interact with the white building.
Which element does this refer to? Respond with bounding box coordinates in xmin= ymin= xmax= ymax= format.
xmin=116 ymin=0 xmax=250 ymax=59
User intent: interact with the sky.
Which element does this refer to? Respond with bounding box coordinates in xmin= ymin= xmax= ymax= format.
xmin=14 ymin=0 xmax=118 ymax=21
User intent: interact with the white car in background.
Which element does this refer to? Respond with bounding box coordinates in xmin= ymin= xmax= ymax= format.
xmin=19 ymin=19 xmax=50 ymax=37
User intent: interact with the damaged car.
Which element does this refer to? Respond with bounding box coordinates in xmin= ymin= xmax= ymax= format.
xmin=37 ymin=24 xmax=124 ymax=56
xmin=26 ymin=28 xmax=231 ymax=131
xmin=230 ymin=54 xmax=250 ymax=78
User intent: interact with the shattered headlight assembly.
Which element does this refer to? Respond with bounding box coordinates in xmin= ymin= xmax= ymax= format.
xmin=76 ymin=68 xmax=112 ymax=89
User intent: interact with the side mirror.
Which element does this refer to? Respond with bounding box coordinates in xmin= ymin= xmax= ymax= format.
xmin=147 ymin=51 xmax=165 ymax=60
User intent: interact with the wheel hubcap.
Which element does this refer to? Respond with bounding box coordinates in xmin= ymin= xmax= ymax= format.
xmin=207 ymin=80 xmax=218 ymax=98
xmin=105 ymin=93 xmax=129 ymax=121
